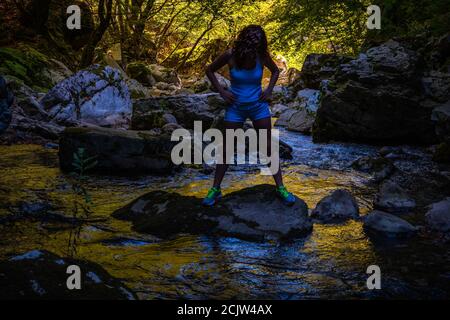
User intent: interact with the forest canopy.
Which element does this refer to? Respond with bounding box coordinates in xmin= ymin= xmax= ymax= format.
xmin=1 ymin=0 xmax=449 ymax=73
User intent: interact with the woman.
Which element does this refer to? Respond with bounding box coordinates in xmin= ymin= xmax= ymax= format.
xmin=202 ymin=25 xmax=295 ymax=207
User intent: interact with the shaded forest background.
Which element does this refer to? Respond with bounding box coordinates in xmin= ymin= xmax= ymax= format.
xmin=1 ymin=0 xmax=449 ymax=76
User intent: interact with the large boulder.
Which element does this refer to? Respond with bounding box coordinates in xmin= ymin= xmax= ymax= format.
xmin=274 ymin=89 xmax=319 ymax=132
xmin=425 ymin=198 xmax=450 ymax=232
xmin=41 ymin=65 xmax=132 ymax=128
xmin=313 ymin=40 xmax=437 ymax=144
xmin=113 ymin=184 xmax=312 ymax=241
xmin=363 ymin=210 xmax=418 ymax=237
xmin=4 ymin=109 xmax=63 ymax=142
xmin=0 ymin=250 xmax=136 ymax=300
xmin=274 ymin=108 xmax=296 ymax=127
xmin=311 ymin=189 xmax=360 ymax=222
xmin=374 ymin=180 xmax=416 ymax=213
xmin=287 ymin=108 xmax=315 ymax=134
xmin=0 ymin=75 xmax=13 ymax=134
xmin=296 ymin=53 xmax=351 ymax=90
xmin=5 ymin=76 xmax=48 ymax=121
xmin=0 ymin=77 xmax=64 ymax=144
xmin=59 ymin=126 xmax=175 ymax=175
xmin=132 ymin=93 xmax=226 ymax=130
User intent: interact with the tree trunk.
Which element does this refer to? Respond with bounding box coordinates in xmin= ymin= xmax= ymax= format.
xmin=177 ymin=16 xmax=215 ymax=70
xmin=80 ymin=0 xmax=113 ymax=68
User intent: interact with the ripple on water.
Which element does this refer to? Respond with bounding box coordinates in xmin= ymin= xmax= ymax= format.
xmin=0 ymin=139 xmax=449 ymax=299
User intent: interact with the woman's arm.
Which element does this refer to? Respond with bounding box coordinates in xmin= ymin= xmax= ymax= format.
xmin=206 ymin=49 xmax=236 ymax=104
xmin=260 ymin=52 xmax=280 ymax=101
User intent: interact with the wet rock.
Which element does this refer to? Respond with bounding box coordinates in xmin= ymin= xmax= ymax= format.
xmin=41 ymin=65 xmax=132 ymax=128
xmin=113 ymin=184 xmax=312 ymax=241
xmin=0 ymin=250 xmax=136 ymax=299
xmin=133 ymin=93 xmax=226 ymax=130
xmin=287 ymin=109 xmax=315 ymax=134
xmin=44 ymin=142 xmax=59 ymax=149
xmin=374 ymin=180 xmax=416 ymax=213
xmin=363 ymin=210 xmax=418 ymax=236
xmin=311 ymin=189 xmax=359 ymax=222
xmin=351 ymin=156 xmax=395 ymax=182
xmin=313 ymin=40 xmax=437 ymax=144
xmin=19 ymin=201 xmax=53 ymax=215
xmin=0 ymin=75 xmax=13 ymax=134
xmin=425 ymin=198 xmax=450 ymax=232
xmin=279 ymin=140 xmax=294 ymax=160
xmin=59 ymin=126 xmax=175 ymax=175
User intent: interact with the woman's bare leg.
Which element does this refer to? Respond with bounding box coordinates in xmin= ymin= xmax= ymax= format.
xmin=212 ymin=121 xmax=244 ymax=188
xmin=252 ymin=117 xmax=284 ymax=187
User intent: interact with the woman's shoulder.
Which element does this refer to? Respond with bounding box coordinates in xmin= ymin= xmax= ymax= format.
xmin=223 ymin=49 xmax=235 ymax=67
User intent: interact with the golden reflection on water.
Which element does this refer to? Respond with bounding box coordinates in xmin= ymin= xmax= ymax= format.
xmin=0 ymin=144 xmax=379 ymax=299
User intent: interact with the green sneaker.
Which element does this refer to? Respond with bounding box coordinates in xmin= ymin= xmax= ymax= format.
xmin=202 ymin=187 xmax=222 ymax=206
xmin=276 ymin=186 xmax=296 ymax=206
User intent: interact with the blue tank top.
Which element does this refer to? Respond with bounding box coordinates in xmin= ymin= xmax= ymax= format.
xmin=229 ymin=59 xmax=264 ymax=105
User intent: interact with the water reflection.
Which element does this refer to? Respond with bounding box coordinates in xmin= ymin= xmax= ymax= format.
xmin=0 ymin=137 xmax=449 ymax=299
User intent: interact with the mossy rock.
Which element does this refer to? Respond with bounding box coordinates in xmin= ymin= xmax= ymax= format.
xmin=126 ymin=62 xmax=155 ymax=87
xmin=130 ymin=109 xmax=166 ymax=130
xmin=0 ymin=45 xmax=53 ymax=91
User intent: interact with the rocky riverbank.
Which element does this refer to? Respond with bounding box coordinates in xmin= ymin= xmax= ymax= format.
xmin=1 ymin=32 xmax=450 ymax=299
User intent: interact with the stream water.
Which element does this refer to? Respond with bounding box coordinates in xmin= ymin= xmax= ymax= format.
xmin=1 ymin=129 xmax=449 ymax=299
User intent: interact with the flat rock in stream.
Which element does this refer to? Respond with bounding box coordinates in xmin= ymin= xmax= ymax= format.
xmin=112 ymin=184 xmax=312 ymax=241
xmin=363 ymin=210 xmax=418 ymax=237
xmin=59 ymin=126 xmax=175 ymax=174
xmin=0 ymin=250 xmax=136 ymax=300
